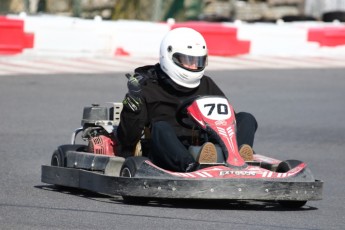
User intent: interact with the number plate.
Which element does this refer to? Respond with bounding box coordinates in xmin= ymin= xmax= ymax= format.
xmin=196 ymin=97 xmax=231 ymax=120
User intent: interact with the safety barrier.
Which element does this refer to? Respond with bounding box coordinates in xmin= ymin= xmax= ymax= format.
xmin=308 ymin=26 xmax=345 ymax=46
xmin=171 ymin=22 xmax=250 ymax=56
xmin=1 ymin=15 xmax=345 ymax=57
xmin=0 ymin=16 xmax=34 ymax=55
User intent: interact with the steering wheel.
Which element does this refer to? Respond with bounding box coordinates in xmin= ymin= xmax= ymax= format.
xmin=175 ymin=95 xmax=204 ymax=129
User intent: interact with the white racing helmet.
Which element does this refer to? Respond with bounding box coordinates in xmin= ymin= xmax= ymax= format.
xmin=159 ymin=27 xmax=208 ymax=88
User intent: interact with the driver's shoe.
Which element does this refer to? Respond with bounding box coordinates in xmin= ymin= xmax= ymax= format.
xmin=239 ymin=144 xmax=254 ymax=161
xmin=197 ymin=142 xmax=217 ymax=164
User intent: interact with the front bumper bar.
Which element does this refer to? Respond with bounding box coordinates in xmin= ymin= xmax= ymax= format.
xmin=41 ymin=165 xmax=322 ymax=201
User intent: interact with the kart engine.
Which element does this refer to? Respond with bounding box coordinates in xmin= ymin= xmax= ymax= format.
xmin=81 ymin=104 xmax=117 ymax=156
xmin=88 ymin=135 xmax=115 ymax=156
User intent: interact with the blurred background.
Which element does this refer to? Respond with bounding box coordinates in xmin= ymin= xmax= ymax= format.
xmin=1 ymin=0 xmax=345 ymax=23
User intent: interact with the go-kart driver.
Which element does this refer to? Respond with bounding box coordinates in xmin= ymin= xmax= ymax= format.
xmin=117 ymin=27 xmax=258 ymax=172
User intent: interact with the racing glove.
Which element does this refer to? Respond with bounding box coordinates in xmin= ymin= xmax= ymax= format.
xmin=122 ymin=73 xmax=144 ymax=113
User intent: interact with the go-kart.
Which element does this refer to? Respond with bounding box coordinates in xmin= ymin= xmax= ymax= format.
xmin=41 ymin=95 xmax=323 ymax=208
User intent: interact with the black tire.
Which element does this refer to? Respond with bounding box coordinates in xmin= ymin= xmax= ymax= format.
xmin=51 ymin=144 xmax=87 ymax=167
xmin=51 ymin=150 xmax=65 ymax=167
xmin=281 ymin=15 xmax=316 ymax=22
xmin=322 ymin=11 xmax=345 ymax=22
xmin=276 ymin=159 xmax=303 ymax=173
xmin=120 ymin=157 xmax=150 ymax=204
xmin=120 ymin=156 xmax=148 ymax=177
xmin=276 ymin=159 xmax=307 ymax=208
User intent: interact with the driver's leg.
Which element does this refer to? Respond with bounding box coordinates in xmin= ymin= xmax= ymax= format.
xmin=235 ymin=112 xmax=258 ymax=147
xmin=150 ymin=121 xmax=195 ymax=172
xmin=235 ymin=112 xmax=257 ymax=161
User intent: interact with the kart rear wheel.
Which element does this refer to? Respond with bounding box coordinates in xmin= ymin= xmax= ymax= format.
xmin=276 ymin=159 xmax=307 ymax=208
xmin=120 ymin=157 xmax=150 ymax=204
xmin=51 ymin=144 xmax=87 ymax=167
xmin=51 ymin=150 xmax=65 ymax=167
xmin=50 ymin=144 xmax=87 ymax=189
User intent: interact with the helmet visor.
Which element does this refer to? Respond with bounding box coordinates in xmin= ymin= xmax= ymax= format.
xmin=172 ymin=53 xmax=207 ymax=72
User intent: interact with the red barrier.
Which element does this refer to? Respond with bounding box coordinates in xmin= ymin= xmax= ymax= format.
xmin=170 ymin=22 xmax=250 ymax=56
xmin=0 ymin=16 xmax=34 ymax=55
xmin=308 ymin=27 xmax=345 ymax=47
xmin=114 ymin=47 xmax=130 ymax=56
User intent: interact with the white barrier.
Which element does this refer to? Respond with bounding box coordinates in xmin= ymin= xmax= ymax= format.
xmin=4 ymin=14 xmax=345 ymax=58
xmin=235 ymin=21 xmax=345 ymax=57
xmin=7 ymin=14 xmax=170 ymax=58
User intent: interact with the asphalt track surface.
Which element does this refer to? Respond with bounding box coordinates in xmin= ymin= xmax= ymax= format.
xmin=0 ymin=67 xmax=344 ymax=230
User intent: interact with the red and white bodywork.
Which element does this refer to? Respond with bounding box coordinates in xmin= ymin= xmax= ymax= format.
xmin=143 ymin=96 xmax=307 ymax=180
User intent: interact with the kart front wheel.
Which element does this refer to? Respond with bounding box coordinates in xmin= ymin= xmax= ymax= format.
xmin=120 ymin=157 xmax=150 ymax=204
xmin=120 ymin=156 xmax=148 ymax=177
xmin=276 ymin=159 xmax=307 ymax=209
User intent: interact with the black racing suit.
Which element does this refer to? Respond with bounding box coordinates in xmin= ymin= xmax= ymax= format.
xmin=117 ymin=64 xmax=257 ymax=172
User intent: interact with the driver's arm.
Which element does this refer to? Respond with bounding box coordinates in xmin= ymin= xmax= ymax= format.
xmin=117 ymin=102 xmax=147 ymax=154
xmin=116 ymin=73 xmax=147 ymax=154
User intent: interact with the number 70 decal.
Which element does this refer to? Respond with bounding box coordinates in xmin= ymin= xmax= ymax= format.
xmin=204 ymin=103 xmax=229 ymax=116
xmin=196 ymin=97 xmax=232 ymax=120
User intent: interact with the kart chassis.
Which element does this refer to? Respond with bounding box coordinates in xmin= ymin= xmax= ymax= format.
xmin=41 ymin=99 xmax=323 ymax=206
